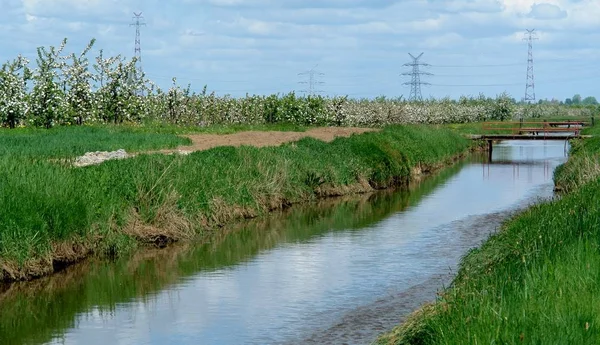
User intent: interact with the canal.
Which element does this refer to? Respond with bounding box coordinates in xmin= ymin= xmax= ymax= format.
xmin=0 ymin=140 xmax=567 ymax=345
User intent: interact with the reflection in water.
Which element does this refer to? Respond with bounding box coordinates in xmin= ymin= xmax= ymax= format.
xmin=0 ymin=162 xmax=465 ymax=345
xmin=483 ymin=141 xmax=567 ymax=182
xmin=0 ymin=141 xmax=567 ymax=345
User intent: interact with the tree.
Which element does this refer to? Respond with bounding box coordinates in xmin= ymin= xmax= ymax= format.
xmin=572 ymin=94 xmax=582 ymax=105
xmin=29 ymin=38 xmax=69 ymax=128
xmin=93 ymin=52 xmax=144 ymax=124
xmin=489 ymin=92 xmax=514 ymax=121
xmin=0 ymin=56 xmax=30 ymax=128
xmin=62 ymin=39 xmax=95 ymax=125
xmin=582 ymin=96 xmax=598 ymax=105
xmin=565 ymin=98 xmax=572 ymax=105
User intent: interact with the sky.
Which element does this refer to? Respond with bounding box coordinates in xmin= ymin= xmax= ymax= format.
xmin=0 ymin=0 xmax=598 ymax=100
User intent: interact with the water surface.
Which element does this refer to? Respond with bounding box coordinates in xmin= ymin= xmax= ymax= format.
xmin=0 ymin=140 xmax=567 ymax=345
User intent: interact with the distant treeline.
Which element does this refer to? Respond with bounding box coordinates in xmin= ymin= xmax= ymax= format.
xmin=1 ymin=38 xmax=597 ymax=128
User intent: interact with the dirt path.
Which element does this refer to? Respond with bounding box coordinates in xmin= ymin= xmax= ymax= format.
xmin=71 ymin=127 xmax=377 ymax=167
xmin=162 ymin=127 xmax=378 ymax=154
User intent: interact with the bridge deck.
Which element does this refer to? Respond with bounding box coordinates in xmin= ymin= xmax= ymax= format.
xmin=473 ymin=120 xmax=595 ymax=141
xmin=468 ymin=134 xmax=592 ymax=141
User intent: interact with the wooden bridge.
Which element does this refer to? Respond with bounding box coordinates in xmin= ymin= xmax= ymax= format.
xmin=471 ymin=119 xmax=593 ymax=141
xmin=469 ymin=119 xmax=595 ymax=160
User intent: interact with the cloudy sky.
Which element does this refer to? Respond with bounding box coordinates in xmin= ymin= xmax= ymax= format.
xmin=1 ymin=0 xmax=598 ymax=100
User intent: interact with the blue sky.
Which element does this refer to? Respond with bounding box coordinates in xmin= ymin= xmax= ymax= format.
xmin=1 ymin=0 xmax=598 ymax=100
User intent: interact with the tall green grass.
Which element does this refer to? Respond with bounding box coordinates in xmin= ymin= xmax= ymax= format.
xmin=554 ymin=123 xmax=600 ymax=192
xmin=378 ymin=179 xmax=600 ymax=344
xmin=0 ymin=163 xmax=471 ymax=345
xmin=0 ymin=125 xmax=472 ymax=280
xmin=378 ymin=122 xmax=600 ymax=345
xmin=0 ymin=125 xmax=190 ymax=158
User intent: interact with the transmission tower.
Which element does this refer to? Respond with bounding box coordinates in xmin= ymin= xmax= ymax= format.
xmin=402 ymin=53 xmax=431 ymax=101
xmin=298 ymin=64 xmax=325 ymax=96
xmin=523 ymin=29 xmax=538 ymax=103
xmin=130 ymin=12 xmax=146 ymax=74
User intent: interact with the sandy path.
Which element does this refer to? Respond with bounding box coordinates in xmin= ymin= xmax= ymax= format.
xmin=162 ymin=127 xmax=378 ymax=154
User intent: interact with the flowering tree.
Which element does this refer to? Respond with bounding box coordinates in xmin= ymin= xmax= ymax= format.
xmin=29 ymin=38 xmax=69 ymax=128
xmin=165 ymin=77 xmax=193 ymax=124
xmin=0 ymin=37 xmax=595 ymax=129
xmin=93 ymin=52 xmax=144 ymax=124
xmin=62 ymin=39 xmax=96 ymax=125
xmin=0 ymin=55 xmax=30 ymax=128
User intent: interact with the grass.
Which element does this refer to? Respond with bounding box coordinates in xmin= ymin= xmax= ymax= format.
xmin=130 ymin=121 xmax=309 ymax=135
xmin=554 ymin=123 xmax=600 ymax=192
xmin=0 ymin=163 xmax=472 ymax=345
xmin=0 ymin=124 xmax=473 ymax=281
xmin=377 ymin=120 xmax=600 ymax=345
xmin=0 ymin=125 xmax=190 ymax=158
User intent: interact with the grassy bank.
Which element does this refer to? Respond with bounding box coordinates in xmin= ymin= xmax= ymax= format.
xmin=554 ymin=124 xmax=600 ymax=192
xmin=0 ymin=124 xmax=473 ymax=282
xmin=0 ymin=163 xmax=473 ymax=345
xmin=377 ymin=123 xmax=600 ymax=344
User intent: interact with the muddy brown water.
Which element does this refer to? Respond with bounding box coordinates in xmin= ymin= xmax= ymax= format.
xmin=0 ymin=140 xmax=567 ymax=345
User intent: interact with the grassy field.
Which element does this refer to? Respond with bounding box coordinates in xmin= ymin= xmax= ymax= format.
xmin=377 ymin=120 xmax=600 ymax=344
xmin=121 ymin=122 xmax=309 ymax=135
xmin=0 ymin=124 xmax=474 ymax=282
xmin=0 ymin=125 xmax=190 ymax=158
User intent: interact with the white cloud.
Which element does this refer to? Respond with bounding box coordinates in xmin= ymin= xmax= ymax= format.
xmin=0 ymin=0 xmax=597 ymax=100
xmin=21 ymin=0 xmax=117 ymax=15
xmin=528 ymin=3 xmax=567 ymax=19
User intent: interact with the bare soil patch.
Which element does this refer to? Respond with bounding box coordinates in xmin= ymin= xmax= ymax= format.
xmin=161 ymin=127 xmax=378 ymax=154
xmin=70 ymin=127 xmax=378 ymax=167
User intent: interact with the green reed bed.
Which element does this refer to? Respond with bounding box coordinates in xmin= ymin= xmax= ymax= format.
xmin=0 ymin=124 xmax=472 ymax=281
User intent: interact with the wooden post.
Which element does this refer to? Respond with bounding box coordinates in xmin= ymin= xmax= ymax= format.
xmin=592 ymin=116 xmax=596 ymax=127
xmin=488 ymin=140 xmax=493 ymax=162
xmin=519 ymin=118 xmax=523 ymax=135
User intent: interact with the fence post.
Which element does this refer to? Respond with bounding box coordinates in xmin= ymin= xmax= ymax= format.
xmin=592 ymin=116 xmax=596 ymax=127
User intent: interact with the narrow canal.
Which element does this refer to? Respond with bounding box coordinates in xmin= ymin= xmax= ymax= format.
xmin=0 ymin=140 xmax=567 ymax=345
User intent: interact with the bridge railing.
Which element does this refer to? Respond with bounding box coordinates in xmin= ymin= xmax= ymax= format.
xmin=482 ymin=120 xmax=587 ymax=138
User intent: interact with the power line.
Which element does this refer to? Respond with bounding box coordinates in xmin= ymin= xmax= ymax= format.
xmin=524 ymin=28 xmax=538 ymax=103
xmin=431 ymin=62 xmax=524 ymax=68
xmin=401 ymin=52 xmax=432 ymax=101
xmin=298 ymin=64 xmax=325 ymax=96
xmin=432 ymin=72 xmax=522 ymax=77
xmin=428 ymin=57 xmax=582 ymax=68
xmin=428 ymin=73 xmax=600 ymax=87
xmin=429 ymin=83 xmax=522 ymax=87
